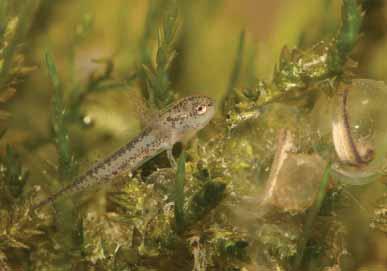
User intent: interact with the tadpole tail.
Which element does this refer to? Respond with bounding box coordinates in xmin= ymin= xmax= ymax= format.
xmin=31 ymin=127 xmax=165 ymax=211
xmin=31 ymin=181 xmax=78 ymax=210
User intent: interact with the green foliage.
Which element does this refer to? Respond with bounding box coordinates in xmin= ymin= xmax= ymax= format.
xmin=0 ymin=0 xmax=38 ymax=90
xmin=45 ymin=50 xmax=76 ymax=181
xmin=0 ymin=2 xmax=36 ymax=121
xmin=142 ymin=4 xmax=180 ymax=109
xmin=258 ymin=223 xmax=299 ymax=261
xmin=0 ymin=147 xmax=51 ymax=270
xmin=1 ymin=0 xmax=384 ymax=270
xmin=139 ymin=0 xmax=169 ymax=65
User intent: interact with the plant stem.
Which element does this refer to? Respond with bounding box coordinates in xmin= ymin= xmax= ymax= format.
xmin=45 ymin=49 xmax=75 ymax=181
xmin=294 ymin=161 xmax=332 ymax=270
xmin=328 ymin=0 xmax=363 ymax=75
xmin=222 ymin=30 xmax=245 ymax=114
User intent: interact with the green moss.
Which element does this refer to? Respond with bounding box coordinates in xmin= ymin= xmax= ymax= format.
xmin=1 ymin=0 xmax=383 ymax=270
xmin=258 ymin=223 xmax=300 ymax=262
xmin=213 ymin=232 xmax=248 ymax=261
xmin=185 ymin=180 xmax=226 ymax=225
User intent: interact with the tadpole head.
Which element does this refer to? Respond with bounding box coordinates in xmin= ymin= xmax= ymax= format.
xmin=165 ymin=95 xmax=216 ymax=131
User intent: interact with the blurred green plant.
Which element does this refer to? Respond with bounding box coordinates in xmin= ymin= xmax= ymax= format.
xmin=1 ymin=0 xmax=381 ymax=270
xmin=222 ymin=30 xmax=246 ymax=115
xmin=65 ymin=12 xmax=134 ymax=126
xmin=0 ymin=1 xmax=37 ymax=122
xmin=0 ymin=3 xmax=45 ymax=269
xmin=45 ymin=50 xmax=77 ymax=181
xmin=0 ymin=0 xmax=39 ymax=90
xmin=141 ymin=2 xmax=180 ymax=109
xmin=44 ymin=49 xmax=79 ymax=268
xmin=0 ymin=144 xmax=29 ymax=206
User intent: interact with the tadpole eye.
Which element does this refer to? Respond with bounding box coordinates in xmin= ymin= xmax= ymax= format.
xmin=196 ymin=105 xmax=207 ymax=115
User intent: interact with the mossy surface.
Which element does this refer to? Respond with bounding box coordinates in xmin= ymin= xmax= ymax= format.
xmin=0 ymin=1 xmax=386 ymax=270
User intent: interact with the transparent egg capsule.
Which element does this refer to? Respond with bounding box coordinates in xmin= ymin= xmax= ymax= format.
xmin=261 ymin=129 xmax=325 ymax=213
xmin=330 ymin=79 xmax=387 ymax=185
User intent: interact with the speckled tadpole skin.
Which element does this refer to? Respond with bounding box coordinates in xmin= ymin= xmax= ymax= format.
xmin=33 ymin=95 xmax=216 ymax=210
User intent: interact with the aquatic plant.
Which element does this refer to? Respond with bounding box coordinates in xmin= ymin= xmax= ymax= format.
xmin=0 ymin=0 xmax=386 ymax=270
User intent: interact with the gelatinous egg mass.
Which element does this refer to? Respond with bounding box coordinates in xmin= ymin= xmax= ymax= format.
xmin=346 ymin=80 xmax=382 ymax=143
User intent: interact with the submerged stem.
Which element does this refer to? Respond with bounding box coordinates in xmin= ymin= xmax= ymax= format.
xmin=294 ymin=161 xmax=332 ymax=270
xmin=222 ymin=30 xmax=245 ymax=115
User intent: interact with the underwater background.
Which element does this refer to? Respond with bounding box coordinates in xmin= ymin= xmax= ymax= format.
xmin=0 ymin=0 xmax=386 ymax=270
